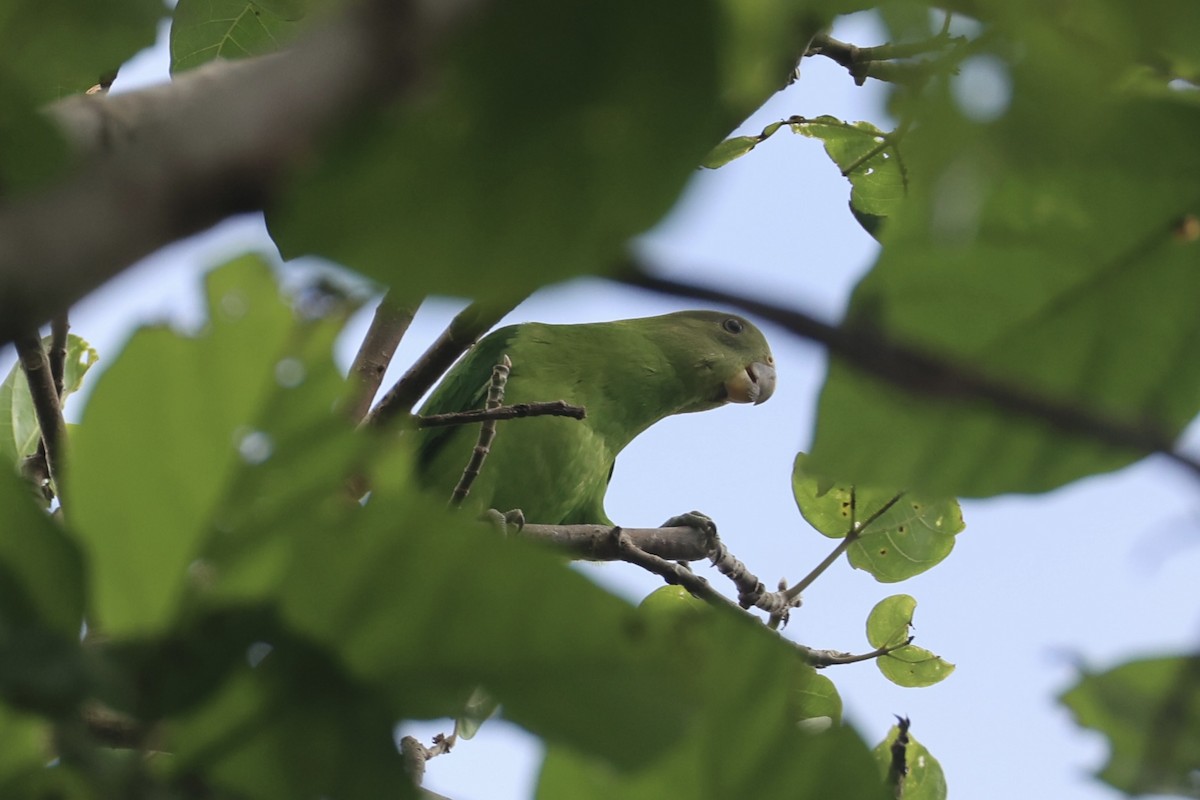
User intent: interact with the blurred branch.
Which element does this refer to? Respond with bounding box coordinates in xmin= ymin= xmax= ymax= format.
xmin=804 ymin=22 xmax=968 ymax=86
xmin=367 ymin=299 xmax=518 ymax=427
xmin=0 ymin=0 xmax=491 ymax=346
xmin=619 ymin=265 xmax=1200 ymax=481
xmin=345 ymin=291 xmax=419 ymax=423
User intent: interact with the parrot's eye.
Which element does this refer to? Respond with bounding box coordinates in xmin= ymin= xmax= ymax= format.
xmin=722 ymin=318 xmax=744 ymax=334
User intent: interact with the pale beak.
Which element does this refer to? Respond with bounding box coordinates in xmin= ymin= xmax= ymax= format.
xmin=725 ymin=360 xmax=776 ymax=405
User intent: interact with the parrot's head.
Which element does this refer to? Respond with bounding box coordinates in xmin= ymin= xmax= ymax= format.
xmin=648 ymin=310 xmax=776 ymax=413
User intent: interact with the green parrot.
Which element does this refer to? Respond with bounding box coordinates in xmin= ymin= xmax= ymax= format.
xmin=414 ymin=310 xmax=776 ymax=525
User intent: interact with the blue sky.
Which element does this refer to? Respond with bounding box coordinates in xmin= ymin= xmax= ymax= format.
xmin=8 ymin=10 xmax=1200 ymax=800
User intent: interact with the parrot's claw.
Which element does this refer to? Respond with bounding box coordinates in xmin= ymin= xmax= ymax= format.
xmin=482 ymin=508 xmax=525 ymax=535
xmin=662 ymin=510 xmax=717 ymax=543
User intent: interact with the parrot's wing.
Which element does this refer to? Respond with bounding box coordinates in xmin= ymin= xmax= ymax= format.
xmin=415 ymin=326 xmax=518 ymax=474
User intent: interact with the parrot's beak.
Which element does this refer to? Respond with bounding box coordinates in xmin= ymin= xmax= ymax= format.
xmin=725 ymin=360 xmax=776 ymax=405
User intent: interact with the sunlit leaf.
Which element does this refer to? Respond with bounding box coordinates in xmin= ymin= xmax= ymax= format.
xmin=170 ymin=0 xmax=319 ymax=73
xmin=866 ymin=595 xmax=954 ymax=688
xmin=792 ymin=453 xmax=964 ymax=582
xmin=872 ymin=723 xmax=947 ymax=800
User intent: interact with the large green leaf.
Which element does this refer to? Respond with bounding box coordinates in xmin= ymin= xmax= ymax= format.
xmin=1061 ymin=654 xmax=1200 ymax=797
xmin=535 ymin=599 xmax=879 ymax=798
xmin=808 ymin=3 xmax=1200 ymax=497
xmin=269 ymin=0 xmax=728 ymax=300
xmin=792 ymin=453 xmax=964 ymax=582
xmin=67 ymin=254 xmax=354 ymax=636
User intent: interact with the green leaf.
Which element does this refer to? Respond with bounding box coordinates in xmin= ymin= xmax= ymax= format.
xmin=791 ymin=453 xmax=964 ymax=582
xmin=67 ymin=254 xmax=354 ymax=636
xmin=872 ymin=723 xmax=947 ymax=800
xmin=791 ymin=668 xmax=842 ymax=728
xmin=0 ymin=702 xmax=51 ymax=788
xmin=0 ymin=334 xmax=98 ymax=468
xmin=537 ymin=725 xmax=888 ymax=800
xmin=269 ymin=0 xmax=727 ymax=301
xmin=866 ymin=595 xmax=954 ymax=688
xmin=0 ymin=474 xmax=88 ymax=715
xmin=1061 ymin=654 xmax=1200 ymax=796
xmin=790 ymin=115 xmax=906 ymax=238
xmin=166 ymin=636 xmax=414 ymax=800
xmin=0 ymin=0 xmax=160 ymax=102
xmin=701 ymin=121 xmax=785 ymax=169
xmin=276 ymin=498 xmax=695 ymax=769
xmin=0 ymin=473 xmax=85 ymax=638
xmin=170 ymin=0 xmax=317 ymax=73
xmin=809 ymin=7 xmax=1200 ymax=498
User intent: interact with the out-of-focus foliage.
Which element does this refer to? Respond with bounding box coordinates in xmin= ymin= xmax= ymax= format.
xmin=1061 ymin=655 xmax=1200 ymax=796
xmin=4 ymin=0 xmax=1197 ymax=796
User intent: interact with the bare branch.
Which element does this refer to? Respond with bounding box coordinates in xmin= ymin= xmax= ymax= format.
xmin=418 ymin=401 xmax=585 ymax=428
xmin=518 ymin=522 xmax=711 ymax=560
xmin=798 ymin=636 xmax=914 ymax=667
xmin=345 ymin=292 xmax=419 ymax=423
xmin=367 ymin=299 xmax=519 ymax=427
xmin=785 ymin=491 xmax=905 ymax=600
xmin=620 ymin=266 xmax=1200 ymax=481
xmin=450 ymin=356 xmax=510 ymax=507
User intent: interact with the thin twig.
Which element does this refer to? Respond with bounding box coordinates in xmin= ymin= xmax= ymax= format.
xmin=345 ymin=291 xmax=419 ymax=423
xmin=15 ymin=332 xmax=67 ymax=497
xmin=612 ymin=528 xmax=747 ymax=614
xmin=417 ymin=400 xmax=585 ymax=428
xmin=450 ymin=356 xmax=510 ymax=507
xmin=620 ymin=266 xmax=1200 ymax=481
xmin=798 ymin=636 xmax=914 ymax=667
xmin=367 ymin=299 xmax=519 ymax=427
xmin=785 ymin=492 xmax=905 ymax=600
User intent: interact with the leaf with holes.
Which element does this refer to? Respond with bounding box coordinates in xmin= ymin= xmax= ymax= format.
xmin=791 ymin=453 xmax=964 ymax=582
xmin=790 ymin=115 xmax=906 ymax=238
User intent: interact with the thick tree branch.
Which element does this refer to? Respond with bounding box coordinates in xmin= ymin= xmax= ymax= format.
xmin=367 ymin=299 xmax=519 ymax=427
xmin=0 ymin=0 xmax=489 ymax=347
xmin=345 ymin=291 xmax=419 ymax=423
xmin=620 ymin=266 xmax=1200 ymax=480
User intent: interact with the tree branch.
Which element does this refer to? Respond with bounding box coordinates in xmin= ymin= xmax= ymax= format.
xmin=450 ymin=356 xmax=510 ymax=507
xmin=798 ymin=636 xmax=915 ymax=667
xmin=620 ymin=266 xmax=1200 ymax=480
xmin=0 ymin=0 xmax=490 ymax=347
xmin=345 ymin=291 xmax=419 ymax=424
xmin=367 ymin=299 xmax=519 ymax=427
xmin=417 ymin=401 xmax=585 ymax=428
xmin=15 ymin=332 xmax=67 ymax=496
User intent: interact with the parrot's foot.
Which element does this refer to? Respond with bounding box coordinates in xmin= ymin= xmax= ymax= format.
xmin=661 ymin=511 xmax=718 ymax=546
xmin=482 ymin=508 xmax=526 ymax=535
